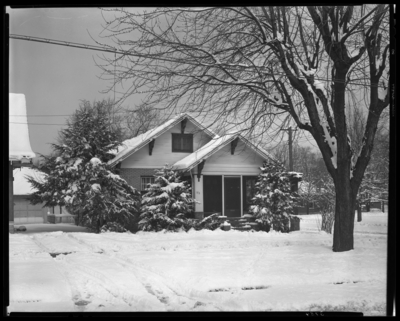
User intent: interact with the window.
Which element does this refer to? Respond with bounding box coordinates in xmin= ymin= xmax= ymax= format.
xmin=172 ymin=134 xmax=193 ymax=152
xmin=141 ymin=176 xmax=155 ymax=192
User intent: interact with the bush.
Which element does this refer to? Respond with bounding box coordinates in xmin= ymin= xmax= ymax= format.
xmin=139 ymin=165 xmax=196 ymax=232
xmin=100 ymin=222 xmax=128 ymax=233
xmin=250 ymin=160 xmax=298 ymax=233
xmin=195 ymin=213 xmax=221 ymax=231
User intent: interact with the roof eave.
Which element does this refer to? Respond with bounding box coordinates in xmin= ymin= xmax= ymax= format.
xmin=172 ymin=135 xmax=238 ymax=172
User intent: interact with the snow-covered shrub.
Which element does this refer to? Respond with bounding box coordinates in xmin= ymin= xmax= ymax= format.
xmin=100 ymin=222 xmax=128 ymax=233
xmin=28 ymin=100 xmax=141 ymax=233
xmin=250 ymin=160 xmax=298 ymax=233
xmin=195 ymin=213 xmax=221 ymax=231
xmin=138 ymin=165 xmax=196 ymax=232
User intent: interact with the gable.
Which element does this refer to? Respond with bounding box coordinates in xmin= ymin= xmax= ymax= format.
xmin=120 ymin=119 xmax=213 ymax=168
xmin=108 ymin=113 xmax=216 ymax=166
xmin=172 ymin=134 xmax=275 ymax=172
xmin=199 ymin=139 xmax=265 ymax=175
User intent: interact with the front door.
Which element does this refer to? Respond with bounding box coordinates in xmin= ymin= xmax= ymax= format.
xmin=203 ymin=175 xmax=222 ymax=216
xmin=224 ymin=176 xmax=241 ymax=217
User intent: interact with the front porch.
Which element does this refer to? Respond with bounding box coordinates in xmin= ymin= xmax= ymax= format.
xmin=192 ymin=174 xmax=258 ymax=218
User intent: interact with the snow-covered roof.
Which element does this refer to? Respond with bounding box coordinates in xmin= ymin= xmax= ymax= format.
xmin=13 ymin=167 xmax=47 ymax=195
xmin=9 ymin=93 xmax=36 ymax=161
xmin=108 ymin=113 xmax=217 ymax=166
xmin=172 ymin=133 xmax=276 ymax=171
xmin=298 ymin=180 xmax=316 ymax=194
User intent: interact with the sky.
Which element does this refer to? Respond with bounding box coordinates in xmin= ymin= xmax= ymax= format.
xmin=7 ymin=7 xmax=141 ymax=157
xmin=7 ymin=6 xmax=319 ymax=159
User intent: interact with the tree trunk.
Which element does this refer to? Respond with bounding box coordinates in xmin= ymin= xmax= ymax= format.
xmin=357 ymin=202 xmax=362 ymax=222
xmin=332 ymin=180 xmax=356 ymax=252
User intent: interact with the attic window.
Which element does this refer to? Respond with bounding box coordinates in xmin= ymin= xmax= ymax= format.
xmin=172 ymin=134 xmax=193 ymax=152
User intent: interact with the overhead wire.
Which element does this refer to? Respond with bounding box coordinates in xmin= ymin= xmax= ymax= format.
xmin=10 ymin=34 xmax=388 ymax=89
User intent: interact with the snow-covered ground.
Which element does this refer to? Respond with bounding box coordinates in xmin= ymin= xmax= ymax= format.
xmin=8 ymin=210 xmax=388 ymax=315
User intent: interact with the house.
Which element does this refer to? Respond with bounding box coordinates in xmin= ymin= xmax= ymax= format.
xmin=108 ymin=113 xmax=283 ymax=219
xmin=13 ymin=167 xmax=50 ymax=224
xmin=296 ymin=180 xmax=321 ymax=215
xmin=9 ymin=93 xmax=36 ymax=232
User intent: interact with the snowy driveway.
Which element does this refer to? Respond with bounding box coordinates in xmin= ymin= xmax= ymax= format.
xmin=8 ymin=212 xmax=388 ymax=314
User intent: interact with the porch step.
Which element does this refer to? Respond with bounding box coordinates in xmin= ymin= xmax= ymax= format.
xmin=226 ymin=214 xmax=261 ymax=232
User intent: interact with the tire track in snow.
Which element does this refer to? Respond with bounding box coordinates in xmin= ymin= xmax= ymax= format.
xmin=32 ymin=234 xmax=165 ymax=311
xmin=67 ymin=234 xmax=222 ymax=311
xmin=54 ymin=254 xmax=165 ymax=311
xmin=32 ymin=233 xmax=219 ymax=311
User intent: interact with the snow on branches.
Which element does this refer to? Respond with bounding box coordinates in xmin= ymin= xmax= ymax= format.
xmin=250 ymin=160 xmax=299 ymax=232
xmin=27 ymin=100 xmax=141 ymax=233
xmin=139 ymin=165 xmax=197 ymax=232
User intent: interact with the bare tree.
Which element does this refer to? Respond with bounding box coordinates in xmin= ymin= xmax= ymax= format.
xmin=121 ymin=104 xmax=163 ymax=139
xmin=95 ymin=6 xmax=391 ymax=251
xmin=270 ymin=143 xmax=289 ymax=168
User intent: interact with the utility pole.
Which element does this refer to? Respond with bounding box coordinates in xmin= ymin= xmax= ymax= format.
xmin=281 ymin=126 xmax=297 ymax=171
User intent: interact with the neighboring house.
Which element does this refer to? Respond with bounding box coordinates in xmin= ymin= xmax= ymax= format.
xmin=296 ymin=180 xmax=322 ymax=215
xmin=9 ymin=93 xmax=36 ymax=232
xmin=13 ymin=167 xmax=50 ymax=224
xmin=296 ymin=180 xmax=323 ymax=214
xmin=109 ymin=113 xmax=298 ymax=219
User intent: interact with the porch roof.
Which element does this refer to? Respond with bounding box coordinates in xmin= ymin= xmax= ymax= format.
xmin=172 ymin=133 xmax=276 ymax=171
xmin=108 ymin=113 xmax=217 ymax=167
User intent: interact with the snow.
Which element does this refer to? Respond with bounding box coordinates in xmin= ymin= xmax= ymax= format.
xmin=276 ymin=32 xmax=284 ymax=42
xmin=288 ymin=171 xmax=303 ymax=179
xmin=73 ymin=158 xmax=83 ymax=167
xmin=89 ymin=158 xmax=102 ymax=166
xmin=8 ymin=211 xmax=388 ymax=315
xmin=13 ymin=167 xmax=47 ymax=195
xmin=378 ymin=71 xmax=389 ymax=101
xmin=313 ymin=79 xmax=327 ymax=96
xmin=91 ymin=184 xmax=101 ymax=192
xmin=9 ymin=93 xmax=36 ymax=161
xmin=161 ymin=182 xmax=184 ymax=192
xmin=304 ymin=78 xmax=337 ymax=168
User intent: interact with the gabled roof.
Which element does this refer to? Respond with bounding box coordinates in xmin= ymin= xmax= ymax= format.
xmin=9 ymin=93 xmax=36 ymax=161
xmin=172 ymin=133 xmax=276 ymax=171
xmin=108 ymin=113 xmax=217 ymax=166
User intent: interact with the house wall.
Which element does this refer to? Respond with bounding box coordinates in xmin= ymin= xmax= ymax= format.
xmin=13 ymin=195 xmax=49 ymax=224
xmin=120 ymin=120 xmax=212 ymax=169
xmin=119 ymin=168 xmax=157 ymax=191
xmin=195 ymin=140 xmax=264 ymax=175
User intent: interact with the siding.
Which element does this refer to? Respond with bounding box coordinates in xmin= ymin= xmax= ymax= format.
xmin=119 ymin=168 xmax=157 ymax=191
xmin=121 ymin=120 xmax=212 ymax=169
xmin=13 ymin=196 xmax=48 ymax=224
xmin=194 ymin=140 xmax=264 ymax=176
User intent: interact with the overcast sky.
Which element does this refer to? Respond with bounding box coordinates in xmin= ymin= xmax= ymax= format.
xmin=7 ymin=6 xmax=318 ymax=159
xmin=7 ymin=7 xmax=143 ymax=157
